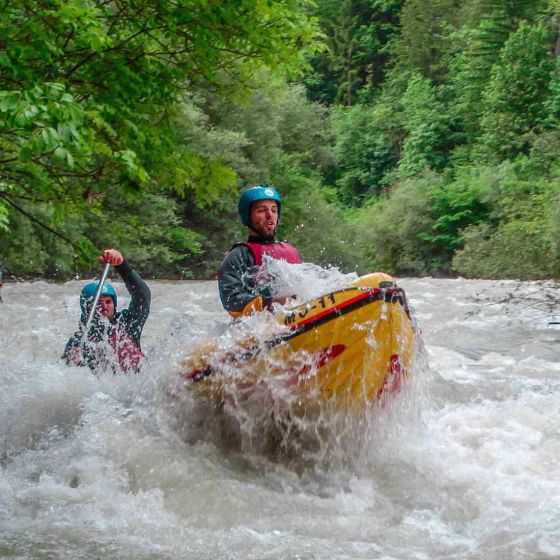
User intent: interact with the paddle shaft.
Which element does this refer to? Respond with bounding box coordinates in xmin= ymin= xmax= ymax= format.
xmin=84 ymin=262 xmax=111 ymax=331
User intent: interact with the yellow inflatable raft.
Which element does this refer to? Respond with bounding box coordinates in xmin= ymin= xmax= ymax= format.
xmin=178 ymin=273 xmax=415 ymax=411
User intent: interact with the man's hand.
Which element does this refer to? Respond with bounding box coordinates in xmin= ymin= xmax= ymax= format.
xmin=66 ymin=347 xmax=86 ymax=366
xmin=100 ymin=248 xmax=124 ymax=266
xmin=270 ymin=295 xmax=297 ymax=306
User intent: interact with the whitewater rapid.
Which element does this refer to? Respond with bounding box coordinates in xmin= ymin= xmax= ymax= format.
xmin=1 ymin=269 xmax=559 ymax=559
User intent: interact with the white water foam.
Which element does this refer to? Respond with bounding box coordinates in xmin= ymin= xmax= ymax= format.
xmin=0 ymin=274 xmax=559 ymax=559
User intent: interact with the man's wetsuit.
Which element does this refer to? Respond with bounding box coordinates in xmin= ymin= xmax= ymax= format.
xmin=218 ymin=235 xmax=301 ymax=316
xmin=63 ymin=261 xmax=151 ymax=373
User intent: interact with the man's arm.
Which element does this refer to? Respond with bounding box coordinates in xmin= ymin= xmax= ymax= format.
xmin=99 ymin=248 xmax=151 ymax=326
xmin=99 ymin=248 xmax=150 ymax=347
xmin=116 ymin=260 xmax=151 ymax=321
xmin=115 ymin=260 xmax=151 ymax=348
xmin=218 ymin=245 xmax=273 ymax=314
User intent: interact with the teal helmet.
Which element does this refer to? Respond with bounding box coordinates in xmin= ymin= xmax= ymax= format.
xmin=238 ymin=184 xmax=282 ymax=227
xmin=80 ymin=282 xmax=117 ymax=317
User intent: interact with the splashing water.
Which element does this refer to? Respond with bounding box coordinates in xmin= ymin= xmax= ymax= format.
xmin=262 ymin=258 xmax=357 ymax=302
xmin=161 ymin=263 xmax=418 ymax=474
xmin=0 ymin=273 xmax=559 ymax=559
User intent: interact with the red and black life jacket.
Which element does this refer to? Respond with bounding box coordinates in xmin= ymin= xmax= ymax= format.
xmin=87 ymin=322 xmax=145 ymax=373
xmin=242 ymin=241 xmax=302 ymax=266
xmin=108 ymin=324 xmax=145 ymax=372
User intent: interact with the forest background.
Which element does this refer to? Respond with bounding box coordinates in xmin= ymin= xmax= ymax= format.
xmin=1 ymin=0 xmax=560 ymax=281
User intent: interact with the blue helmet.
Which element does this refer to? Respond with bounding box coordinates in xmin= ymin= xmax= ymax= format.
xmin=238 ymin=184 xmax=282 ymax=227
xmin=80 ymin=282 xmax=117 ymax=317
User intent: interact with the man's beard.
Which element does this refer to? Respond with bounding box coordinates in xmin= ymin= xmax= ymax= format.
xmin=251 ymin=223 xmax=276 ymax=241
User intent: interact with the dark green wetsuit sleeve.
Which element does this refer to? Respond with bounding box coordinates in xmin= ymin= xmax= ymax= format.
xmin=115 ymin=261 xmax=151 ymax=348
xmin=218 ymin=245 xmax=274 ymax=313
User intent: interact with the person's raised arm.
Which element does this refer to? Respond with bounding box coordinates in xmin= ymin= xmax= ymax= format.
xmin=100 ymin=249 xmax=151 ymax=321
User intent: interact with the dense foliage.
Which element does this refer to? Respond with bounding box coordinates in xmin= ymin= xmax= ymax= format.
xmin=1 ymin=0 xmax=560 ymax=281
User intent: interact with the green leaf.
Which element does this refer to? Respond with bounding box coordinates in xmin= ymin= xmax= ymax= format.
xmin=0 ymin=200 xmax=10 ymax=232
xmin=73 ymin=238 xmax=99 ymax=268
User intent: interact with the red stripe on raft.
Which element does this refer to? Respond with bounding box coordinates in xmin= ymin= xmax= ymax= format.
xmin=315 ymin=343 xmax=346 ymax=368
xmin=283 ymin=344 xmax=347 ymax=386
xmin=377 ymin=354 xmax=403 ymax=399
xmin=290 ymin=289 xmax=382 ymax=331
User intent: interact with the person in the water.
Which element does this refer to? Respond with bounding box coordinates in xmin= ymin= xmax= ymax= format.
xmin=218 ymin=184 xmax=302 ymax=317
xmin=63 ymin=248 xmax=151 ymax=373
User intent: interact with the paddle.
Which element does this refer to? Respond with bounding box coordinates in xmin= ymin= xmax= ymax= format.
xmin=84 ymin=262 xmax=111 ymax=331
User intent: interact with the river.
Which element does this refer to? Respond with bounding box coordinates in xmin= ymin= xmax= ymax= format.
xmin=1 ymin=269 xmax=559 ymax=559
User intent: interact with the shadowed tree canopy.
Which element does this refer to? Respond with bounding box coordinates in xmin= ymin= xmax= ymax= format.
xmin=0 ymin=0 xmax=319 ymax=240
xmin=304 ymin=0 xmax=404 ymax=106
xmin=2 ymin=0 xmax=560 ymax=281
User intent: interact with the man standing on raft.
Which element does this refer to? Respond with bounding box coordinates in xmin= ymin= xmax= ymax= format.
xmin=63 ymin=248 xmax=151 ymax=373
xmin=218 ymin=184 xmax=302 ymax=317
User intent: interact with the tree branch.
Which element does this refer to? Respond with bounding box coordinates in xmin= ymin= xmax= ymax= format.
xmin=0 ymin=194 xmax=74 ymax=245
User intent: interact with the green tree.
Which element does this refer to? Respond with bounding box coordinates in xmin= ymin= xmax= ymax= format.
xmin=389 ymin=0 xmax=460 ymax=86
xmin=423 ymin=169 xmax=491 ymax=255
xmin=304 ymin=0 xmax=404 ymax=105
xmin=477 ymin=24 xmax=555 ymax=161
xmin=399 ymin=74 xmax=449 ymax=175
xmin=168 ymin=78 xmax=350 ymax=276
xmin=0 ymin=0 xmax=319 ymax=244
xmin=351 ymin=171 xmax=446 ymax=274
xmin=453 ymin=159 xmax=560 ymax=279
xmin=449 ymin=0 xmax=548 ymax=138
xmin=330 ymin=101 xmax=400 ymax=204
